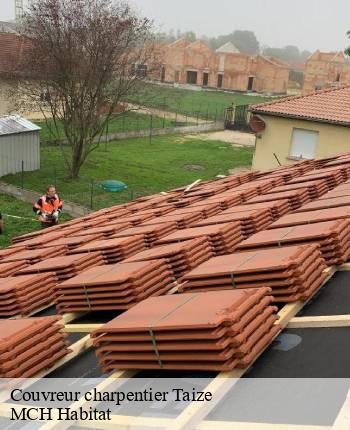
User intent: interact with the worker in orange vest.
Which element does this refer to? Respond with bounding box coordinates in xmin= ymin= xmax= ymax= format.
xmin=33 ymin=185 xmax=63 ymax=228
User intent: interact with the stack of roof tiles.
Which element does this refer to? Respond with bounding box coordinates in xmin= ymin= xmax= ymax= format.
xmin=156 ymin=222 xmax=243 ymax=255
xmin=69 ymin=236 xmax=146 ymax=264
xmin=246 ymin=189 xmax=311 ymax=210
xmin=91 ymin=289 xmax=281 ymax=372
xmin=268 ymin=207 xmax=350 ymax=229
xmin=266 ymin=179 xmax=329 ymax=200
xmin=287 ymin=170 xmax=345 ymax=189
xmin=223 ymin=201 xmax=290 ymax=220
xmin=111 ymin=222 xmax=178 ymax=247
xmin=180 ymin=245 xmax=327 ymax=302
xmin=141 ymin=211 xmax=204 ymax=229
xmin=16 ymin=252 xmax=105 ymax=281
xmin=204 ymin=193 xmax=242 ymax=209
xmin=39 ymin=233 xmax=104 ymax=250
xmin=237 ymin=219 xmax=350 ymax=266
xmin=54 ymin=260 xmax=175 ymax=312
xmin=295 ymin=195 xmax=350 ymax=212
xmin=0 ymin=317 xmax=69 ymax=377
xmin=0 ymin=261 xmax=28 ymax=277
xmin=124 ymin=237 xmax=214 ymax=279
xmin=0 ymin=273 xmax=58 ymax=317
xmin=194 ymin=208 xmax=273 ymax=238
xmin=69 ymin=222 xmax=132 ymax=239
xmin=168 ymin=202 xmax=222 ymax=218
xmin=0 ymin=246 xmax=66 ymax=265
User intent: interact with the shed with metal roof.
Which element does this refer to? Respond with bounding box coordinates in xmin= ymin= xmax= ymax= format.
xmin=0 ymin=115 xmax=41 ymax=177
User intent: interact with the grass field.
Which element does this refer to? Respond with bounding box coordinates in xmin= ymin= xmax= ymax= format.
xmin=126 ymin=82 xmax=274 ymax=120
xmin=36 ymin=111 xmax=183 ymax=142
xmin=3 ymin=134 xmax=254 ymax=209
xmin=0 ymin=194 xmax=71 ymax=248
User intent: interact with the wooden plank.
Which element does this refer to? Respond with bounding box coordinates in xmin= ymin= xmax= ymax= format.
xmin=62 ymin=312 xmax=87 ymax=324
xmin=184 ymin=179 xmax=201 ymax=193
xmin=288 ymin=315 xmax=350 ymax=329
xmin=64 ymin=323 xmax=102 ymax=333
xmin=338 ymin=263 xmax=350 ymax=271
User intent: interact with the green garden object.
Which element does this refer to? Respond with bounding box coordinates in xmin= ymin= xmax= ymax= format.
xmin=100 ymin=180 xmax=127 ymax=192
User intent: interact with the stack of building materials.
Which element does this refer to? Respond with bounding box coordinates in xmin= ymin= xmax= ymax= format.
xmin=0 ymin=246 xmax=66 ymax=265
xmin=17 ymin=252 xmax=105 ymax=281
xmin=70 ymin=223 xmax=132 ymax=238
xmin=10 ymin=231 xmax=64 ymax=249
xmin=193 ymin=209 xmax=273 ymax=238
xmin=0 ymin=273 xmax=58 ymax=317
xmin=169 ymin=202 xmax=222 ymax=218
xmin=54 ymin=260 xmax=175 ymax=312
xmin=222 ymin=201 xmax=290 ymax=220
xmin=167 ymin=195 xmax=204 ymax=208
xmin=287 ymin=170 xmax=344 ymax=189
xmin=69 ymin=236 xmax=146 ymax=264
xmin=124 ymin=237 xmax=214 ymax=279
xmin=106 ymin=213 xmax=155 ymax=227
xmin=0 ymin=261 xmax=28 ymax=277
xmin=315 ymin=166 xmax=350 ymax=181
xmin=39 ymin=233 xmax=104 ymax=251
xmin=266 ymin=179 xmax=329 ymax=200
xmin=91 ymin=289 xmax=281 ymax=372
xmin=141 ymin=212 xmax=204 ymax=229
xmin=295 ymin=196 xmax=350 ymax=212
xmin=0 ymin=246 xmax=25 ymax=260
xmin=0 ymin=317 xmax=69 ymax=377
xmin=228 ymin=185 xmax=260 ymax=202
xmin=246 ymin=189 xmax=311 ymax=210
xmin=156 ymin=222 xmax=243 ymax=255
xmin=180 ymin=245 xmax=327 ymax=302
xmin=268 ymin=207 xmax=350 ymax=229
xmin=204 ymin=193 xmax=242 ymax=210
xmin=236 ymin=219 xmax=350 ymax=266
xmin=318 ymin=182 xmax=350 ymax=199
xmin=131 ymin=206 xmax=173 ymax=217
xmin=111 ymin=222 xmax=178 ymax=247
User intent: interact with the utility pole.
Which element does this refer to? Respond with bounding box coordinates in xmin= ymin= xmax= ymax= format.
xmin=15 ymin=0 xmax=24 ymax=23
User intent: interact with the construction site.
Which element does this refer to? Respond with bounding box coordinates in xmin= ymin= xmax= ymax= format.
xmin=2 ymin=0 xmax=350 ymax=429
xmin=1 ymin=151 xmax=350 ymax=428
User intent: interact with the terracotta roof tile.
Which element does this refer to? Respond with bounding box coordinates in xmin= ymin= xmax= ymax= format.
xmin=251 ymin=86 xmax=350 ymax=126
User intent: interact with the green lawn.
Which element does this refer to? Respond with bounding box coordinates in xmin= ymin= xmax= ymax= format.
xmin=3 ymin=134 xmax=254 ymax=210
xmin=35 ymin=111 xmax=186 ymax=142
xmin=126 ymin=82 xmax=274 ymax=120
xmin=0 ymin=194 xmax=71 ymax=247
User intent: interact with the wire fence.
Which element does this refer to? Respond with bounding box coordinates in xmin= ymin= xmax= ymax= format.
xmin=37 ymin=109 xmax=221 ymax=146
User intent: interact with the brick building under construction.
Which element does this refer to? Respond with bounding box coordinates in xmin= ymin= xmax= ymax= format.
xmin=154 ymin=39 xmax=290 ymax=95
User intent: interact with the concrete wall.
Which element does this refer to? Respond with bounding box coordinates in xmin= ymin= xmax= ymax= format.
xmin=252 ymin=114 xmax=350 ymax=171
xmin=0 ymin=181 xmax=90 ymax=218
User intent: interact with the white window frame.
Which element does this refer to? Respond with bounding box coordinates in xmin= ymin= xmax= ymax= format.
xmin=289 ymin=128 xmax=319 ymax=160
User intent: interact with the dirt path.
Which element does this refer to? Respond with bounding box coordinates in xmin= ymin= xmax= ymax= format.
xmin=185 ymin=130 xmax=256 ymax=147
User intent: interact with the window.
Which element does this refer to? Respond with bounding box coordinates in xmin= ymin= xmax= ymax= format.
xmin=202 ymin=72 xmax=209 ymax=86
xmin=289 ymin=128 xmax=318 ymax=159
xmin=187 ymin=71 xmax=198 ymax=84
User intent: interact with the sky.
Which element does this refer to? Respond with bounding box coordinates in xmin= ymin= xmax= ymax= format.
xmin=1 ymin=0 xmax=350 ymax=52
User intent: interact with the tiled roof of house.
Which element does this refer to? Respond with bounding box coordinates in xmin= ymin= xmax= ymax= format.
xmin=250 ymin=86 xmax=350 ymax=126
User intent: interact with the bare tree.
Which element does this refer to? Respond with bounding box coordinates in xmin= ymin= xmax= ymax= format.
xmin=12 ymin=0 xmax=156 ymax=178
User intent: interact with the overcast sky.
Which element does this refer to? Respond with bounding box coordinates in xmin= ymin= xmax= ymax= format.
xmin=1 ymin=0 xmax=350 ymax=52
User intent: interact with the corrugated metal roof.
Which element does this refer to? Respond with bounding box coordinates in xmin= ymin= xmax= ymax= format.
xmin=0 ymin=116 xmax=41 ymax=136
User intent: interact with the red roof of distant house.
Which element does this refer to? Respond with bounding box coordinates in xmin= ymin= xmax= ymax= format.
xmin=250 ymin=86 xmax=350 ymax=126
xmin=0 ymin=32 xmax=29 ymax=75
